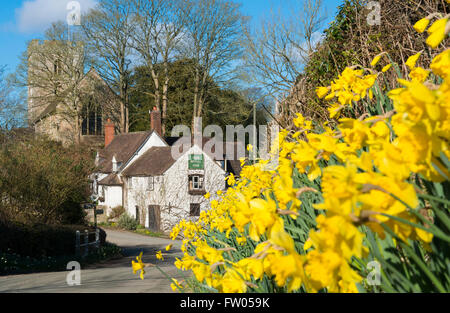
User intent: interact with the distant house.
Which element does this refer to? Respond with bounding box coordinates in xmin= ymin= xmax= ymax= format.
xmin=92 ymin=108 xmax=242 ymax=233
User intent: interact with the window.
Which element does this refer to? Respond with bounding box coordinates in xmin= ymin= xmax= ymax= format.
xmin=94 ymin=175 xmax=99 ymax=195
xmin=54 ymin=59 xmax=62 ymax=75
xmin=188 ymin=175 xmax=206 ymax=195
xmin=189 ymin=175 xmax=204 ymax=190
xmin=147 ymin=177 xmax=154 ymax=191
xmin=190 ymin=203 xmax=200 ymax=217
xmin=89 ymin=181 xmax=94 ymax=193
xmin=81 ymin=99 xmax=103 ymax=136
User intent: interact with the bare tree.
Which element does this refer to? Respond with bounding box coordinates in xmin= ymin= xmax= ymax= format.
xmin=241 ymin=0 xmax=326 ymax=105
xmin=130 ymin=0 xmax=190 ymax=134
xmin=0 ymin=67 xmax=27 ymax=130
xmin=179 ymin=0 xmax=245 ymax=128
xmin=82 ymin=0 xmax=135 ymax=133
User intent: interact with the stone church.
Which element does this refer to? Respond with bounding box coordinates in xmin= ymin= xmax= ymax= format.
xmin=27 ymin=39 xmax=122 ymax=146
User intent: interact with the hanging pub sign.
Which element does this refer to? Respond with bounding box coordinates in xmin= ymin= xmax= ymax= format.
xmin=189 ymin=154 xmax=204 ymax=170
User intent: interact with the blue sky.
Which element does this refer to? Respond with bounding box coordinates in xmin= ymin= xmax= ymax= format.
xmin=0 ymin=0 xmax=344 ymax=74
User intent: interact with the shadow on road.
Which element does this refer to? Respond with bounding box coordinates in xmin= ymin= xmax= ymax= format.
xmin=84 ymin=242 xmax=182 ymax=271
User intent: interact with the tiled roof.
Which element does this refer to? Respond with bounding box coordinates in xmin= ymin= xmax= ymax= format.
xmin=97 ymin=131 xmax=152 ymax=173
xmin=121 ymin=146 xmax=176 ymax=177
xmin=171 ymin=137 xmax=246 ymax=162
xmin=98 ymin=173 xmax=123 ymax=186
xmin=98 ymin=134 xmax=245 ymax=177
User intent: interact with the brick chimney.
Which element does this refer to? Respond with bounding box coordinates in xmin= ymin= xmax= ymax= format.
xmin=150 ymin=107 xmax=162 ymax=136
xmin=104 ymin=118 xmax=115 ymax=147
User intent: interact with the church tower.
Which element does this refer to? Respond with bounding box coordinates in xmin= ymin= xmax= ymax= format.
xmin=27 ymin=39 xmax=120 ymax=147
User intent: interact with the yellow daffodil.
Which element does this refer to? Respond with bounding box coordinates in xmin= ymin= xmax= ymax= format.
xmin=413 ymin=17 xmax=430 ymax=33
xmin=370 ymin=54 xmax=382 ymax=67
xmin=131 ymin=252 xmax=146 ymax=280
xmin=409 ymin=67 xmax=430 ymax=83
xmin=381 ymin=63 xmax=392 ymax=72
xmin=156 ymin=251 xmax=164 ymax=261
xmin=170 ymin=279 xmax=181 ymax=292
xmin=405 ymin=52 xmax=422 ymax=70
xmin=161 ymin=23 xmax=450 ymax=293
xmin=426 ymin=18 xmax=448 ymax=48
xmin=431 ymin=49 xmax=450 ymax=79
xmin=316 ymin=86 xmax=329 ymax=99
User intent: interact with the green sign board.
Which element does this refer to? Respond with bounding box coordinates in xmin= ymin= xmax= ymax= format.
xmin=189 ymin=154 xmax=204 ymax=170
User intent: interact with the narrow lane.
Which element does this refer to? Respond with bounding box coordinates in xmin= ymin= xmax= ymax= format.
xmin=0 ymin=229 xmax=184 ymax=293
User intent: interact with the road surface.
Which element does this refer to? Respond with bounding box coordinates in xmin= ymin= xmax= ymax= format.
xmin=0 ymin=229 xmax=185 ymax=293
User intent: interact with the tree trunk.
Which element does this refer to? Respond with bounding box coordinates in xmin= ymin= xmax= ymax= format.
xmin=74 ymin=113 xmax=81 ymax=145
xmin=125 ymin=105 xmax=129 ymax=133
xmin=162 ymin=61 xmax=170 ymax=136
xmin=150 ymin=67 xmax=161 ymax=111
xmin=196 ymin=69 xmax=209 ymax=122
xmin=119 ymin=76 xmax=126 ymax=134
xmin=192 ymin=67 xmax=200 ymax=130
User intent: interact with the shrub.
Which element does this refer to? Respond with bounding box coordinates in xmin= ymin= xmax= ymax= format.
xmin=109 ymin=206 xmax=125 ymax=220
xmin=118 ymin=213 xmax=138 ymax=231
xmin=0 ymin=132 xmax=95 ymax=225
xmin=0 ymin=242 xmax=121 ymax=275
xmin=280 ymin=0 xmax=449 ymax=126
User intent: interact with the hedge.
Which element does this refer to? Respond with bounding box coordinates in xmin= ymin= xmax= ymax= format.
xmin=0 ymin=221 xmax=106 ymax=258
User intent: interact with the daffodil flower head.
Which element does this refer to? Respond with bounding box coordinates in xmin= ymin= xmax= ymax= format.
xmin=131 ymin=251 xmax=146 ymax=280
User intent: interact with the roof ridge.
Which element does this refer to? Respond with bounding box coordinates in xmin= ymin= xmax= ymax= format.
xmin=116 ymin=130 xmax=151 ymax=136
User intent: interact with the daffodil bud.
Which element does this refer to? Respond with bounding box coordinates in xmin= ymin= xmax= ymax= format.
xmin=405 ymin=52 xmax=422 ymax=70
xmin=413 ymin=18 xmax=430 ymax=33
xmin=370 ymin=54 xmax=382 ymax=67
xmin=426 ymin=18 xmax=448 ymax=48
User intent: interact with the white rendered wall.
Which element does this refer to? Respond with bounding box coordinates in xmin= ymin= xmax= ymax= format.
xmin=124 ymin=144 xmax=226 ymax=233
xmin=101 ymin=186 xmax=123 ymax=215
xmin=156 ymin=144 xmax=226 ymax=233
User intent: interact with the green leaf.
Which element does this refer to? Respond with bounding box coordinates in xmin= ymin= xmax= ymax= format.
xmin=380 ymin=212 xmax=450 ymax=243
xmin=381 ymin=224 xmax=447 ymax=292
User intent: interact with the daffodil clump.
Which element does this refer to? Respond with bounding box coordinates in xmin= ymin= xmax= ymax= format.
xmin=134 ymin=11 xmax=450 ymax=293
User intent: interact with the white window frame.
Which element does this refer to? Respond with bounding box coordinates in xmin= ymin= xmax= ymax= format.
xmin=190 ymin=175 xmax=204 ymax=191
xmin=147 ymin=177 xmax=154 ymax=191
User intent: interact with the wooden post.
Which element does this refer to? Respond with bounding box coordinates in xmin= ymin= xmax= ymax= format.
xmin=95 ymin=228 xmax=100 ymax=249
xmin=94 ymin=206 xmax=98 ymax=228
xmin=76 ymin=231 xmax=80 ymax=257
xmin=84 ymin=230 xmax=89 ymax=257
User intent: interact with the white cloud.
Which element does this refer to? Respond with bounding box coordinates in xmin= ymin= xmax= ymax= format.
xmin=16 ymin=0 xmax=97 ymax=33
